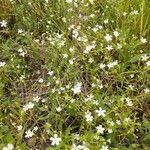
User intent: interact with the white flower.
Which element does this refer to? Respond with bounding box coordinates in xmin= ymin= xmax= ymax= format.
xmin=99 ymin=84 xmax=103 ymax=89
xmin=56 ymin=106 xmax=62 ymax=112
xmin=131 ymin=10 xmax=139 ymax=15
xmin=89 ymin=0 xmax=94 ymax=4
xmin=18 ymin=29 xmax=23 ymax=33
xmin=116 ymin=120 xmax=121 ymax=125
xmin=25 ymin=129 xmax=34 ymax=138
xmin=130 ymin=74 xmax=134 ymax=78
xmin=62 ymin=53 xmax=68 ymax=59
xmin=33 ymin=96 xmax=40 ymax=102
xmin=69 ymin=47 xmax=75 ymax=52
xmin=96 ymin=125 xmax=105 ymax=134
xmin=18 ymin=48 xmax=23 ymax=53
xmin=85 ymin=111 xmax=93 ymax=122
xmin=99 ymin=63 xmax=106 ymax=69
xmin=141 ymin=54 xmax=149 ymax=61
xmin=146 ymin=61 xmax=150 ymax=67
xmin=0 ymin=61 xmax=6 ymax=67
xmin=84 ymin=44 xmax=96 ymax=54
xmin=48 ymin=70 xmax=54 ymax=76
xmin=144 ymin=88 xmax=150 ymax=93
xmin=3 ymin=144 xmax=14 ymax=150
xmin=17 ymin=125 xmax=22 ymax=131
xmin=85 ymin=94 xmax=94 ymax=102
xmin=104 ymin=19 xmax=109 ymax=24
xmin=125 ymin=97 xmax=133 ymax=106
xmin=104 ymin=34 xmax=112 ymax=42
xmin=113 ymin=31 xmax=120 ymax=37
xmin=92 ymin=27 xmax=98 ymax=32
xmin=100 ymin=145 xmax=109 ymax=150
xmin=23 ymin=102 xmax=34 ymax=112
xmin=33 ymin=126 xmax=38 ymax=131
xmin=72 ymin=82 xmax=82 ymax=94
xmin=107 ymin=60 xmax=118 ymax=68
xmin=0 ymin=20 xmax=7 ymax=27
xmin=50 ymin=134 xmax=61 ymax=146
xmin=140 ymin=37 xmax=147 ymax=43
xmin=38 ymin=78 xmax=44 ymax=83
xmin=66 ymin=0 xmax=73 ymax=3
xmin=95 ymin=107 xmax=106 ymax=117
xmin=123 ymin=12 xmax=127 ymax=16
xmin=125 ymin=117 xmax=131 ymax=123
xmin=69 ymin=59 xmax=74 ymax=65
xmin=72 ymin=143 xmax=89 ymax=150
xmin=106 ymin=45 xmax=113 ymax=51
xmin=108 ymin=128 xmax=112 ymax=133
xmin=89 ymin=58 xmax=94 ymax=63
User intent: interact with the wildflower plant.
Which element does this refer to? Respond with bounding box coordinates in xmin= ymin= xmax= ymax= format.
xmin=0 ymin=0 xmax=150 ymax=149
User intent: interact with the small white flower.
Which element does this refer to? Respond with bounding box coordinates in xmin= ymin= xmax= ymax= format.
xmin=33 ymin=96 xmax=40 ymax=102
xmin=113 ymin=31 xmax=120 ymax=37
xmin=130 ymin=74 xmax=134 ymax=78
xmin=125 ymin=117 xmax=131 ymax=123
xmin=18 ymin=48 xmax=23 ymax=53
xmin=84 ymin=44 xmax=96 ymax=54
xmin=48 ymin=70 xmax=54 ymax=76
xmin=125 ymin=97 xmax=133 ymax=106
xmin=140 ymin=37 xmax=147 ymax=43
xmin=66 ymin=0 xmax=72 ymax=3
xmin=69 ymin=47 xmax=75 ymax=52
xmin=116 ymin=120 xmax=121 ymax=125
xmin=56 ymin=106 xmax=62 ymax=112
xmin=38 ymin=78 xmax=44 ymax=83
xmin=25 ymin=129 xmax=34 ymax=138
xmin=89 ymin=58 xmax=94 ymax=63
xmin=3 ymin=144 xmax=14 ymax=150
xmin=72 ymin=82 xmax=82 ymax=94
xmin=62 ymin=53 xmax=68 ymax=59
xmin=0 ymin=61 xmax=6 ymax=67
xmin=144 ymin=88 xmax=150 ymax=93
xmin=18 ymin=29 xmax=23 ymax=33
xmin=104 ymin=34 xmax=112 ymax=42
xmin=69 ymin=59 xmax=74 ymax=65
xmin=95 ymin=107 xmax=106 ymax=117
xmin=104 ymin=19 xmax=109 ymax=24
xmin=101 ymin=145 xmax=109 ymax=150
xmin=108 ymin=128 xmax=113 ymax=133
xmin=146 ymin=61 xmax=150 ymax=67
xmin=90 ymin=13 xmax=95 ymax=18
xmin=17 ymin=125 xmax=23 ymax=131
xmin=0 ymin=20 xmax=7 ymax=27
xmin=107 ymin=60 xmax=118 ymax=68
xmin=42 ymin=98 xmax=46 ymax=102
xmin=33 ymin=126 xmax=38 ymax=131
xmin=99 ymin=63 xmax=106 ymax=69
xmin=50 ymin=134 xmax=61 ymax=146
xmin=141 ymin=54 xmax=149 ymax=61
xmin=99 ymin=84 xmax=103 ymax=89
xmin=106 ymin=45 xmax=113 ymax=51
xmin=131 ymin=10 xmax=139 ymax=15
xmin=85 ymin=111 xmax=93 ymax=122
xmin=96 ymin=125 xmax=105 ymax=134
xmin=123 ymin=12 xmax=127 ymax=16
xmin=23 ymin=102 xmax=34 ymax=112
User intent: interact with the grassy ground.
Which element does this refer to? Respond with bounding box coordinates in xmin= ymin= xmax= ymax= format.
xmin=0 ymin=0 xmax=150 ymax=149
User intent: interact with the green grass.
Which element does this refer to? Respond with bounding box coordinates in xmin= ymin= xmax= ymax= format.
xmin=0 ymin=0 xmax=150 ymax=149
